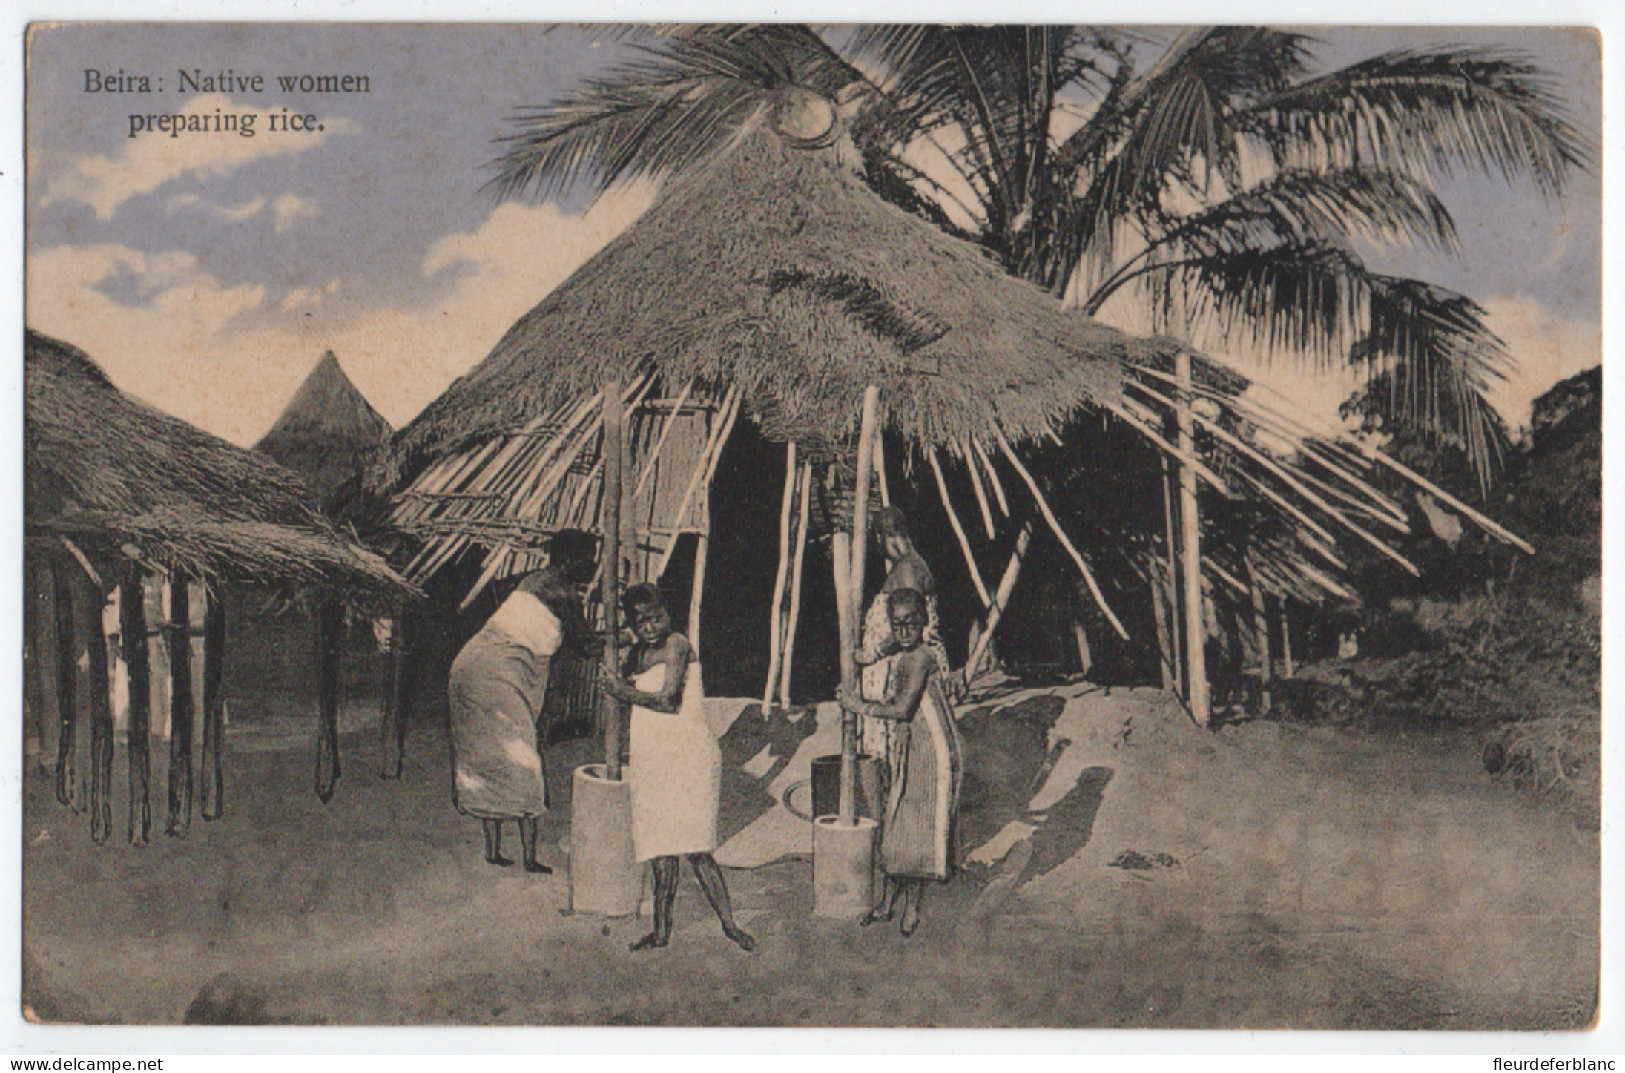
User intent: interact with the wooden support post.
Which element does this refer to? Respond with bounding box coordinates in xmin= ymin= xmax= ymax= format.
xmin=1160 ymin=458 xmax=1184 ymax=695
xmin=928 ymin=448 xmax=993 ymax=610
xmin=762 ymin=441 xmax=797 ymax=713
xmin=119 ymin=566 xmax=151 ymax=844
xmin=1149 ymin=558 xmax=1175 ymax=691
xmin=1175 ymin=350 xmax=1211 ymax=726
xmin=995 ymin=432 xmax=1128 ymax=640
xmin=201 ymin=586 xmax=226 ymax=820
xmin=80 ymin=568 xmax=113 ymax=844
xmin=779 ymin=460 xmax=813 ymax=709
xmin=688 ymin=533 xmax=709 ymax=658
xmin=380 ymin=601 xmax=411 ymax=779
xmin=964 ymin=517 xmax=1035 ymax=682
xmin=873 ymin=425 xmax=890 ymax=508
xmin=1246 ymin=555 xmax=1272 ymax=714
xmin=166 ymin=570 xmax=194 ymax=835
xmin=1072 ymin=614 xmax=1093 ymax=680
xmin=313 ymin=596 xmax=343 ymax=803
xmin=601 ymin=380 xmax=625 ymax=782
xmin=841 ymin=384 xmax=881 ymax=828
xmin=1280 ymin=603 xmax=1295 ymax=677
xmin=831 ymin=531 xmax=856 ymax=821
xmin=24 ymin=560 xmax=47 ymax=772
xmin=51 ymin=561 xmax=78 ymax=808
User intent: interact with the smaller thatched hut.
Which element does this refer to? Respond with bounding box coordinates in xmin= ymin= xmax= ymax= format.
xmin=24 ymin=329 xmax=416 ymax=844
xmin=250 ymin=350 xmax=414 ymax=777
xmin=255 ymin=349 xmax=392 ymax=514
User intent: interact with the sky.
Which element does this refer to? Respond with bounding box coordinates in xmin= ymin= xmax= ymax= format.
xmin=23 ymin=23 xmax=1602 ymax=447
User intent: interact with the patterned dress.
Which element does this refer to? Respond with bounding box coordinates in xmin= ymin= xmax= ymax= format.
xmin=876 ymin=654 xmax=964 ymax=880
xmin=628 ymin=654 xmax=720 ymax=861
xmin=447 ymin=591 xmax=560 ymax=819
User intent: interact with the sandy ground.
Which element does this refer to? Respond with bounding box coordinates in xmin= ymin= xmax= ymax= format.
xmin=21 ymin=682 xmax=1597 ymax=1029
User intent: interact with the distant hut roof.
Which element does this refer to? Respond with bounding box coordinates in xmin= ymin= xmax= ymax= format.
xmin=256 ymin=350 xmax=392 ymax=510
xmin=25 ymin=329 xmax=415 ymax=596
xmin=381 ymin=121 xmax=1188 ymax=488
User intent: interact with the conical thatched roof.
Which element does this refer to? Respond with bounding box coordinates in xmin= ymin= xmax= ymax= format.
xmin=25 ymin=329 xmax=416 ymax=596
xmin=380 ymin=120 xmax=1184 ymax=488
xmin=256 ymin=350 xmax=392 ymax=510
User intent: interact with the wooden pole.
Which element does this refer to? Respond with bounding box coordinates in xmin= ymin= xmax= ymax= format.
xmin=313 ymin=595 xmax=343 ymax=804
xmin=688 ymin=532 xmax=709 ymax=658
xmin=779 ymin=460 xmax=813 ymax=709
xmin=928 ymin=448 xmax=993 ymax=609
xmin=201 ymin=585 xmax=226 ymax=820
xmin=80 ymin=568 xmax=113 ymax=844
xmin=1175 ymin=350 xmax=1211 ymax=726
xmin=51 ymin=561 xmax=77 ymax=808
xmin=762 ymin=441 xmax=797 ymax=713
xmin=380 ymin=601 xmax=411 ymax=779
xmin=166 ymin=569 xmax=194 ymax=835
xmin=841 ymin=384 xmax=881 ymax=828
xmin=964 ymin=517 xmax=1035 ymax=682
xmin=831 ymin=530 xmax=856 ymax=822
xmin=119 ymin=565 xmax=151 ymax=844
xmin=1160 ymin=456 xmax=1184 ymax=695
xmin=601 ymin=379 xmax=625 ymax=782
xmin=24 ymin=559 xmax=47 ymax=772
xmin=1246 ymin=554 xmax=1272 ymax=714
xmin=873 ymin=425 xmax=890 ymax=507
xmin=1280 ymin=603 xmax=1295 ymax=677
xmin=994 ymin=432 xmax=1128 ymax=640
xmin=1148 ymin=558 xmax=1175 ymax=691
xmin=1072 ymin=612 xmax=1093 ymax=680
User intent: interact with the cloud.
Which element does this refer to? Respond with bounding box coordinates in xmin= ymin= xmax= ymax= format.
xmin=1481 ymin=295 xmax=1600 ymax=433
xmin=273 ymin=194 xmax=321 ymax=233
xmin=167 ymin=193 xmax=267 ymax=221
xmin=25 ymin=183 xmax=657 ymax=446
xmin=280 ymin=278 xmax=340 ymax=313
xmin=40 ymin=94 xmax=357 ymax=220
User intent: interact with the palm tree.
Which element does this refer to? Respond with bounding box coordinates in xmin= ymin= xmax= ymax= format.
xmin=491 ymin=25 xmax=1590 ymax=489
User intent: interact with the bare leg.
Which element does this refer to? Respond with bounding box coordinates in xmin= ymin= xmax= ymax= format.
xmin=689 ymin=853 xmax=755 ymax=951
xmin=630 ymin=856 xmax=678 ymax=951
xmin=899 ymin=879 xmax=923 ymax=936
xmin=519 ymin=816 xmax=551 ymax=874
xmin=862 ymin=876 xmax=900 ymax=926
xmin=482 ymin=819 xmax=512 ymax=867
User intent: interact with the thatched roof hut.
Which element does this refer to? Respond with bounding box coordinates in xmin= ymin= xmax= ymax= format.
xmin=26 ymin=329 xmax=411 ymax=596
xmin=375 ymin=114 xmax=1483 ymax=706
xmin=256 ymin=350 xmax=392 ymax=514
xmin=382 ymin=124 xmax=1184 ymax=485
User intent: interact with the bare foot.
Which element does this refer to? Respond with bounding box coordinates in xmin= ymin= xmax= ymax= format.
xmin=629 ymin=932 xmax=668 ymax=952
xmin=861 ymin=907 xmax=893 ymax=927
xmin=523 ymin=860 xmax=553 ymax=874
xmin=485 ymin=854 xmax=513 ymax=868
xmin=723 ymin=926 xmax=756 ymax=952
xmin=900 ymin=905 xmax=920 ymax=937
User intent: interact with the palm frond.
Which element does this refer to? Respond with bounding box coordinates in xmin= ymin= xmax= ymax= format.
xmin=1236 ymin=47 xmax=1592 ymax=197
xmin=488 ymin=27 xmax=861 ymax=203
xmin=1134 ymin=240 xmax=1511 ymax=483
xmin=1084 ymin=167 xmax=1459 ymax=314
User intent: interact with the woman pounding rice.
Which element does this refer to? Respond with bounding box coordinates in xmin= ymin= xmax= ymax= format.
xmin=447 ymin=530 xmax=598 ymax=873
xmin=840 ymin=588 xmax=964 ymax=937
xmin=600 ymin=583 xmax=755 ymax=953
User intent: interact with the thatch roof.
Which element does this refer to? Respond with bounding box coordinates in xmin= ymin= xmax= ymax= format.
xmin=380 ymin=121 xmax=1187 ymax=488
xmin=25 ymin=329 xmax=416 ymax=597
xmin=256 ymin=350 xmax=392 ymax=511
xmin=374 ymin=114 xmax=1519 ymax=617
